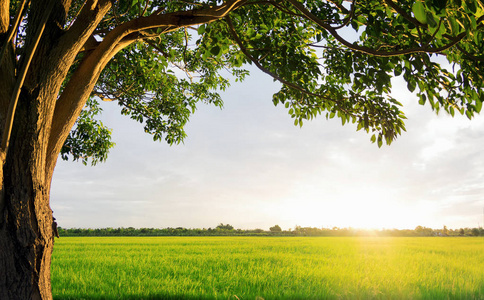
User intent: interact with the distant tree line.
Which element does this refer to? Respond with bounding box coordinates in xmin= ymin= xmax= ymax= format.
xmin=57 ymin=223 xmax=484 ymax=237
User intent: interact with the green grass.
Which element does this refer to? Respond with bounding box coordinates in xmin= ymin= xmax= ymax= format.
xmin=51 ymin=237 xmax=484 ymax=299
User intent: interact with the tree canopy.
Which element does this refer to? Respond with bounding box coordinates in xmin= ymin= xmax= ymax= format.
xmin=3 ymin=0 xmax=478 ymax=166
xmin=2 ymin=0 xmax=484 ymax=298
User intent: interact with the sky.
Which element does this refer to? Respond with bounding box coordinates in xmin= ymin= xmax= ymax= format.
xmin=50 ymin=67 xmax=484 ymax=231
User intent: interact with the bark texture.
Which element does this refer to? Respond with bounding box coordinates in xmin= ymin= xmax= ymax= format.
xmin=0 ymin=0 xmax=243 ymax=298
xmin=0 ymin=91 xmax=55 ymax=299
xmin=0 ymin=2 xmax=71 ymax=299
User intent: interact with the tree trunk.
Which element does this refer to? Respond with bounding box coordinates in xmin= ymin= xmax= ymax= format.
xmin=0 ymin=90 xmax=55 ymax=299
xmin=0 ymin=2 xmax=113 ymax=297
xmin=0 ymin=0 xmax=226 ymax=297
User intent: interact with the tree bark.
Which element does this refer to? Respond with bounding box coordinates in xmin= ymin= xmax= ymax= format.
xmin=0 ymin=1 xmax=245 ymax=298
xmin=0 ymin=90 xmax=55 ymax=299
xmin=0 ymin=1 xmax=113 ymax=298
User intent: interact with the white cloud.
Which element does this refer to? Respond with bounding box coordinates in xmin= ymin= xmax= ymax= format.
xmin=51 ymin=69 xmax=484 ymax=230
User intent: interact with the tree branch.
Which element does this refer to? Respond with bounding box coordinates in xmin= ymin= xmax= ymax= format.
xmin=286 ymin=0 xmax=467 ymax=57
xmin=46 ymin=0 xmax=247 ymax=178
xmin=0 ymin=0 xmax=29 ymax=66
xmin=0 ymin=0 xmax=9 ymax=34
xmin=226 ymin=13 xmax=404 ymax=132
xmin=384 ymin=0 xmax=426 ymax=28
xmin=455 ymin=44 xmax=484 ymax=62
xmin=45 ymin=0 xmax=115 ymax=179
xmin=326 ymin=0 xmax=351 ymax=14
xmin=0 ymin=0 xmax=49 ymax=222
xmin=331 ymin=0 xmax=356 ymax=30
xmin=1 ymin=0 xmax=53 ymax=155
xmin=225 ymin=15 xmax=352 ymax=111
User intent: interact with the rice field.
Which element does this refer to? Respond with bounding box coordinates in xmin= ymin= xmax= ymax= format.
xmin=51 ymin=236 xmax=484 ymax=299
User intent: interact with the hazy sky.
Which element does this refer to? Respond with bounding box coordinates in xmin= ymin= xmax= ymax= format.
xmin=51 ymin=68 xmax=484 ymax=230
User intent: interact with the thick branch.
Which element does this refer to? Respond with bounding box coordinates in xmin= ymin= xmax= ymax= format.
xmin=0 ymin=0 xmax=9 ymax=34
xmin=58 ymin=0 xmax=113 ymax=56
xmin=46 ymin=0 xmax=247 ymax=179
xmin=0 ymin=0 xmax=50 ymax=225
xmin=1 ymin=0 xmax=54 ymax=155
xmin=44 ymin=0 xmax=114 ymax=180
xmin=116 ymin=0 xmax=246 ymax=36
xmin=0 ymin=0 xmax=29 ymax=65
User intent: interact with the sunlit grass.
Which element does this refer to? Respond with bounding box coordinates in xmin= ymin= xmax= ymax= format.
xmin=51 ymin=237 xmax=484 ymax=299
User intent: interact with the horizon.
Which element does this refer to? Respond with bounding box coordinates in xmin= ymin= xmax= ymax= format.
xmin=51 ymin=67 xmax=484 ymax=231
xmin=56 ymin=224 xmax=483 ymax=231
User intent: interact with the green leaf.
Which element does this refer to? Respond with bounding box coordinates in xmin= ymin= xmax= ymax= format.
xmin=475 ymin=99 xmax=483 ymax=113
xmin=394 ymin=64 xmax=403 ymax=76
xmin=408 ymin=80 xmax=417 ymax=92
xmin=429 ymin=0 xmax=447 ymax=16
xmin=371 ymin=134 xmax=377 ymax=143
xmin=412 ymin=2 xmax=427 ymax=24
xmin=466 ymin=0 xmax=477 ymax=14
xmin=210 ymin=45 xmax=221 ymax=56
xmin=426 ymin=11 xmax=438 ymax=28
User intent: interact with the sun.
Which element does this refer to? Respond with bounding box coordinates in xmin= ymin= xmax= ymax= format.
xmin=280 ymin=185 xmax=425 ymax=230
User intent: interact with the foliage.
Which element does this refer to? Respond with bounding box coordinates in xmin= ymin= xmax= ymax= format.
xmin=56 ymin=225 xmax=484 ymax=237
xmin=51 ymin=236 xmax=484 ymax=299
xmin=4 ymin=0 xmax=484 ymax=296
xmin=60 ymin=99 xmax=115 ymax=166
xmin=215 ymin=223 xmax=234 ymax=231
xmin=269 ymin=224 xmax=282 ymax=232
xmin=48 ymin=0 xmax=484 ymax=163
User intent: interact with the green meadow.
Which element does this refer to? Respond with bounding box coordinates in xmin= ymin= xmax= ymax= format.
xmin=51 ymin=237 xmax=484 ymax=299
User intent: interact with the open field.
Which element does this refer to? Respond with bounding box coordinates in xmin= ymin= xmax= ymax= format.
xmin=51 ymin=236 xmax=484 ymax=299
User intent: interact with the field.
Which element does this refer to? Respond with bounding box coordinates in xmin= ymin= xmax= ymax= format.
xmin=51 ymin=236 xmax=484 ymax=299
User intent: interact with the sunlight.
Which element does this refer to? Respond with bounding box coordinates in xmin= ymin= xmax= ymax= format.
xmin=281 ymin=185 xmax=427 ymax=230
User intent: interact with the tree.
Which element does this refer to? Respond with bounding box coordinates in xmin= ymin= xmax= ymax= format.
xmin=0 ymin=0 xmax=483 ymax=298
xmin=216 ymin=223 xmax=234 ymax=231
xmin=471 ymin=227 xmax=480 ymax=236
xmin=414 ymin=225 xmax=434 ymax=236
xmin=270 ymin=224 xmax=282 ymax=232
xmin=442 ymin=225 xmax=448 ymax=236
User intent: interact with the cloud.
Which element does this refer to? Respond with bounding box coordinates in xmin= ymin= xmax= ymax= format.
xmin=51 ymin=69 xmax=484 ymax=230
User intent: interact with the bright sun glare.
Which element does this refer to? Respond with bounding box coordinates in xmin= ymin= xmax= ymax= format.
xmin=281 ymin=185 xmax=428 ymax=230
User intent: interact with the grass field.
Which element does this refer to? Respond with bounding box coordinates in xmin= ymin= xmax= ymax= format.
xmin=51 ymin=236 xmax=484 ymax=299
